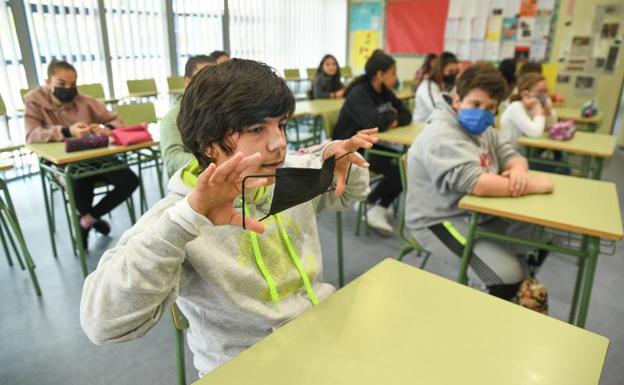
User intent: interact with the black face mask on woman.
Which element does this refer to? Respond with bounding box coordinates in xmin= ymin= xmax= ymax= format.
xmin=53 ymin=86 xmax=78 ymax=103
xmin=442 ymin=74 xmax=456 ymax=86
xmin=240 ymin=154 xmax=351 ymax=229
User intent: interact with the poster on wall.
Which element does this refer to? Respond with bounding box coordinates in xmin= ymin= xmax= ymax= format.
xmin=502 ymin=17 xmax=519 ymax=41
xmin=574 ymin=75 xmax=596 ymax=96
xmin=352 ymin=30 xmax=379 ymax=68
xmin=556 ymin=73 xmax=571 ymax=84
xmin=518 ymin=16 xmax=535 ymax=41
xmin=350 ymin=2 xmax=382 ymax=30
xmin=386 ymin=0 xmax=450 ymax=54
xmin=570 ymin=36 xmax=592 ymax=57
xmin=519 ymin=0 xmax=538 ymax=16
xmin=605 ymin=45 xmax=620 ymax=72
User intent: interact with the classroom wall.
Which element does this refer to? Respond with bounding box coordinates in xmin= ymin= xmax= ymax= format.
xmin=347 ymin=0 xmax=624 ymax=137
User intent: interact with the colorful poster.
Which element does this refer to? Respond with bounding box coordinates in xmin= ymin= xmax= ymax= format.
xmin=385 ymin=0 xmax=450 ymax=54
xmin=520 ymin=0 xmax=538 ymax=16
xmin=350 ymin=2 xmax=382 ymax=31
xmin=486 ymin=15 xmax=503 ymax=41
xmin=518 ymin=17 xmax=535 ymax=41
xmin=502 ymin=17 xmax=518 ymax=41
xmin=534 ymin=15 xmax=551 ymax=38
xmin=514 ymin=45 xmax=530 ymax=60
xmin=352 ymin=30 xmax=379 ymax=68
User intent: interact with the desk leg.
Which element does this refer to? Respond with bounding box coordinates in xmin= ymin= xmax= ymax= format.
xmin=458 ymin=212 xmax=479 ymax=285
xmin=592 ymin=157 xmax=604 ymax=180
xmin=64 ymin=171 xmax=88 ymax=277
xmin=336 ymin=211 xmax=344 ymax=288
xmin=568 ymin=236 xmax=588 ymax=324
xmin=153 ymin=149 xmax=165 ymax=198
xmin=39 ymin=161 xmax=58 ymax=258
xmin=575 ymin=237 xmax=600 ymax=328
xmin=580 ymin=155 xmax=591 ymax=178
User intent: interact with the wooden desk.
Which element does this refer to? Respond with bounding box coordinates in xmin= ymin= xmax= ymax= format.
xmin=195 ymin=259 xmax=609 ymax=385
xmin=458 ymin=173 xmax=623 ymax=327
xmin=293 ymin=99 xmax=344 ymax=137
xmin=374 ymin=121 xmax=424 ymax=147
xmin=555 ymin=107 xmax=604 ymax=132
xmin=517 ymin=132 xmax=616 ymax=179
xmin=26 ymin=140 xmax=163 ymax=277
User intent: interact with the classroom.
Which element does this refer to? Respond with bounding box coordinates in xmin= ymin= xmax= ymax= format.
xmin=1 ymin=0 xmax=623 ymax=384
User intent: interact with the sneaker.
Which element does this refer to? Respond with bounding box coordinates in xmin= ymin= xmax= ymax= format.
xmin=92 ymin=219 xmax=111 ymax=236
xmin=367 ymin=204 xmax=394 ymax=236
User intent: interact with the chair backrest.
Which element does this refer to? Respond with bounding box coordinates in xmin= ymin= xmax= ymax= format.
xmin=283 ymin=68 xmax=301 ymax=81
xmin=114 ymin=102 xmax=157 ymax=125
xmin=0 ymin=94 xmax=6 ymax=115
xmin=306 ymin=67 xmax=317 ymax=80
xmin=77 ymin=83 xmax=106 ymax=100
xmin=171 ymin=303 xmax=189 ymax=330
xmin=167 ymin=76 xmax=185 ymax=92
xmin=20 ymin=88 xmax=32 ymax=102
xmin=126 ymin=78 xmax=158 ymax=95
xmin=340 ymin=66 xmax=352 ymax=78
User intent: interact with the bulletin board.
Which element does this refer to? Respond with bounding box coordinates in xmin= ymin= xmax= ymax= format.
xmin=350 ymin=1 xmax=384 ymax=70
xmin=385 ymin=0 xmax=450 ymax=54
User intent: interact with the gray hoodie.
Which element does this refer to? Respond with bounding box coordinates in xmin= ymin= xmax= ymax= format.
xmin=80 ymin=150 xmax=369 ymax=376
xmin=405 ymin=102 xmax=520 ymax=232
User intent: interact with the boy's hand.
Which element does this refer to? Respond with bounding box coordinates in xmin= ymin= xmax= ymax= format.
xmin=69 ymin=122 xmax=91 ymax=138
xmin=527 ymin=174 xmax=555 ymax=194
xmin=323 ymin=128 xmax=380 ymax=197
xmin=187 ymin=152 xmax=268 ymax=233
xmin=502 ymin=168 xmax=529 ymax=197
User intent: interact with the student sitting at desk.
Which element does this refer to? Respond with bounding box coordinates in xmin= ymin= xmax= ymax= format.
xmin=310 ymin=54 xmax=345 ymax=100
xmin=24 ymin=60 xmax=138 ymax=250
xmin=500 ymin=73 xmax=557 ymax=146
xmin=161 ymin=54 xmax=216 ymax=177
xmin=80 ymin=59 xmax=376 ymax=377
xmin=333 ymin=51 xmax=411 ymax=235
xmin=406 ymin=63 xmax=553 ymax=301
xmin=412 ymin=51 xmax=459 ymax=122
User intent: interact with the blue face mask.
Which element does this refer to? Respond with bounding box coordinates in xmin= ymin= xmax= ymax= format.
xmin=458 ymin=108 xmax=495 ymax=135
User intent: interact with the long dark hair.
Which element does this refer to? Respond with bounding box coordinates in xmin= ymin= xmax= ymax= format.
xmin=345 ymin=51 xmax=395 ymax=96
xmin=497 ymin=58 xmax=517 ymax=92
xmin=316 ymin=54 xmax=341 ymax=80
xmin=429 ymin=51 xmax=458 ymax=88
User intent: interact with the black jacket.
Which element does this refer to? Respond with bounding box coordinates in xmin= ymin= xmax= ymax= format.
xmin=332 ymin=81 xmax=412 ymax=140
xmin=312 ymin=73 xmax=343 ymax=99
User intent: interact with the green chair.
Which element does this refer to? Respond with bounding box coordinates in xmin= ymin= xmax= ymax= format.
xmin=401 ymin=79 xmax=416 ymax=92
xmin=167 ymin=76 xmax=185 ymax=94
xmin=283 ymin=68 xmax=301 ymax=81
xmin=114 ymin=102 xmax=157 ymax=125
xmin=306 ymin=68 xmax=317 ymax=80
xmin=0 ymin=177 xmax=41 ymax=295
xmin=126 ymin=78 xmax=158 ymax=98
xmin=77 ymin=83 xmax=106 ymax=100
xmin=340 ymin=66 xmax=352 ymax=80
xmin=171 ymin=303 xmax=189 ymax=385
xmin=285 ymin=115 xmax=323 ymax=150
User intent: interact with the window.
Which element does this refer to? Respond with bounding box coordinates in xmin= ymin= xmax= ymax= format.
xmin=24 ymin=0 xmax=108 ymax=90
xmin=228 ymin=0 xmax=347 ymax=74
xmin=173 ymin=0 xmax=223 ymax=75
xmin=104 ymin=0 xmax=168 ymax=97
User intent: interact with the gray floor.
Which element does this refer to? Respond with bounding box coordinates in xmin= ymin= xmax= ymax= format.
xmin=1 ymin=150 xmax=623 ymax=385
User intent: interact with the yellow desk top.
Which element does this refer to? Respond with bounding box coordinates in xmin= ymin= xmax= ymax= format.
xmin=459 ymin=173 xmax=623 ymax=240
xmin=394 ymin=88 xmax=415 ymax=101
xmin=293 ymin=99 xmax=344 ymax=117
xmin=195 ymin=259 xmax=608 ymax=385
xmin=555 ymin=107 xmax=604 ymax=125
xmin=374 ymin=121 xmax=424 ymax=146
xmin=517 ymin=132 xmax=616 ymax=158
xmin=26 ymin=140 xmax=158 ymax=165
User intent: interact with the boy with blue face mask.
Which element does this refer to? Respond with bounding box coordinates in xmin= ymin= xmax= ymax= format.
xmin=406 ymin=63 xmax=554 ymax=301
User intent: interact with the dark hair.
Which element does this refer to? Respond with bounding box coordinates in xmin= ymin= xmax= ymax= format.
xmin=416 ymin=53 xmax=437 ymax=81
xmin=509 ymin=72 xmax=545 ymax=102
xmin=47 ymin=60 xmax=77 ymax=78
xmin=178 ymin=59 xmax=295 ymax=168
xmin=345 ymin=51 xmax=395 ymax=95
xmin=456 ymin=63 xmax=508 ymax=103
xmin=518 ymin=62 xmax=542 ymax=76
xmin=316 ymin=54 xmax=341 ymax=79
xmin=209 ymin=50 xmax=230 ymax=61
xmin=184 ymin=55 xmax=216 ymax=78
xmin=430 ymin=51 xmax=458 ymax=87
xmin=497 ymin=58 xmax=517 ymax=91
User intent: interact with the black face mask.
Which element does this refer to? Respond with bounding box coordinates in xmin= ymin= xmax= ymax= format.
xmin=53 ymin=86 xmax=78 ymax=103
xmin=442 ymin=74 xmax=456 ymax=86
xmin=241 ymin=154 xmax=351 ymax=229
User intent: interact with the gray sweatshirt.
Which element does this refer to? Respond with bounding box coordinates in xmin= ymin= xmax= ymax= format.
xmin=80 ymin=150 xmax=369 ymax=376
xmin=405 ymin=102 xmax=520 ymax=232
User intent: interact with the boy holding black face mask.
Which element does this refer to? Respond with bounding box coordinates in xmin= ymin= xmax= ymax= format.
xmin=406 ymin=63 xmax=554 ymax=302
xmin=24 ymin=60 xmax=138 ymax=250
xmin=80 ymin=59 xmax=377 ymax=377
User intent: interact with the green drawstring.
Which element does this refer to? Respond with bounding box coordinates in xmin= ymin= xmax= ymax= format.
xmin=243 ymin=193 xmax=319 ymax=307
xmin=274 ymin=213 xmax=319 ymax=305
